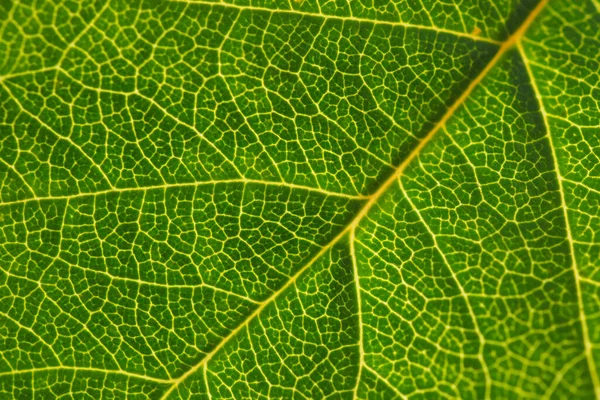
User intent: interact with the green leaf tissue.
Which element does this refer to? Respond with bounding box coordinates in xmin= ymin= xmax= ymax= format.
xmin=1 ymin=0 xmax=599 ymax=398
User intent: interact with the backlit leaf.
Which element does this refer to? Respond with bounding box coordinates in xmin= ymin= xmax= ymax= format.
xmin=0 ymin=0 xmax=599 ymax=398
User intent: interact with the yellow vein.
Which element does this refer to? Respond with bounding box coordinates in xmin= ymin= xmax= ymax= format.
xmin=0 ymin=67 xmax=61 ymax=82
xmin=363 ymin=364 xmax=407 ymax=400
xmin=518 ymin=40 xmax=600 ymax=399
xmin=350 ymin=227 xmax=364 ymax=400
xmin=0 ymin=311 xmax=62 ymax=364
xmin=58 ymin=67 xmax=246 ymax=180
xmin=55 ymin=2 xmax=110 ymax=68
xmin=563 ymin=178 xmax=600 ymax=197
xmin=523 ymin=54 xmax=596 ymax=87
xmin=0 ymin=178 xmax=368 ymax=207
xmin=169 ymin=0 xmax=501 ymax=44
xmin=397 ymin=176 xmax=492 ymax=398
xmin=0 ymin=81 xmax=115 ymax=190
xmin=0 ymin=158 xmax=36 ymax=198
xmin=14 ymin=256 xmax=260 ymax=305
xmin=203 ymin=363 xmax=212 ymax=399
xmin=158 ymin=1 xmax=549 ymax=397
xmin=215 ymin=9 xmax=285 ymax=183
xmin=580 ymin=277 xmax=600 ymax=288
xmin=0 ymin=366 xmax=173 ymax=384
xmin=542 ymin=353 xmax=587 ymax=399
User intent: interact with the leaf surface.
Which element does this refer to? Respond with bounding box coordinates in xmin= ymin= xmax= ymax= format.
xmin=0 ymin=0 xmax=599 ymax=398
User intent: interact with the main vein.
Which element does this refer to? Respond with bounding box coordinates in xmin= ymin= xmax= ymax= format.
xmin=159 ymin=0 xmax=549 ymax=397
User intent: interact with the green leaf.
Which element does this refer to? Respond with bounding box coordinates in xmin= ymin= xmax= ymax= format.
xmin=0 ymin=0 xmax=599 ymax=398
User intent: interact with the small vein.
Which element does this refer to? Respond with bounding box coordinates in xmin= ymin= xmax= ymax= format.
xmin=362 ymin=364 xmax=407 ymax=400
xmin=56 ymin=67 xmax=246 ymax=180
xmin=0 ymin=311 xmax=62 ymax=365
xmin=0 ymin=158 xmax=36 ymax=198
xmin=0 ymin=80 xmax=115 ymax=190
xmin=397 ymin=176 xmax=492 ymax=397
xmin=580 ymin=277 xmax=600 ymax=288
xmin=203 ymin=363 xmax=212 ymax=399
xmin=562 ymin=177 xmax=600 ymax=197
xmin=542 ymin=353 xmax=587 ymax=399
xmin=521 ymin=54 xmax=597 ymax=87
xmin=55 ymin=2 xmax=111 ymax=68
xmin=31 ymin=255 xmax=260 ymax=305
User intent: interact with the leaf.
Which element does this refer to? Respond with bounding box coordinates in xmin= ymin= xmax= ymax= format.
xmin=0 ymin=0 xmax=599 ymax=398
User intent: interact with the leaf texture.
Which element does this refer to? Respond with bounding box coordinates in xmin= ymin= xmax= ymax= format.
xmin=0 ymin=0 xmax=599 ymax=398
